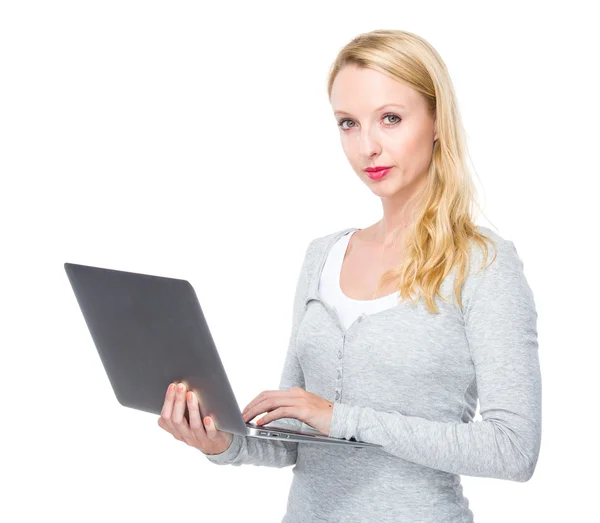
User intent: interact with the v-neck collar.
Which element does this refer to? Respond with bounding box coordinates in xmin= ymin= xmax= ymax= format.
xmin=303 ymin=227 xmax=359 ymax=311
xmin=302 ymin=227 xmax=418 ymax=334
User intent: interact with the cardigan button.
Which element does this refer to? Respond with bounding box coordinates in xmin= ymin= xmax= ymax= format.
xmin=335 ymin=391 xmax=340 ymax=400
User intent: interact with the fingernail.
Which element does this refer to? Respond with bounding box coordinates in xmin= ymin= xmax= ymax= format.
xmin=205 ymin=417 xmax=211 ymax=425
xmin=168 ymin=383 xmax=175 ymax=393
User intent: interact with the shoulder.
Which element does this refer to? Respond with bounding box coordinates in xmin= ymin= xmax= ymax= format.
xmin=473 ymin=225 xmax=509 ymax=249
xmin=469 ymin=225 xmax=522 ymax=276
xmin=297 ymin=227 xmax=355 ymax=273
xmin=461 ymin=226 xmax=533 ymax=311
xmin=304 ymin=227 xmax=355 ymax=256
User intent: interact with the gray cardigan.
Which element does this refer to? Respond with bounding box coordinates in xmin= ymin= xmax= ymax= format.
xmin=205 ymin=226 xmax=542 ymax=523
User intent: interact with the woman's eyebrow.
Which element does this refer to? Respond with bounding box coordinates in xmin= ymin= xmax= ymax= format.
xmin=334 ymin=103 xmax=407 ymax=117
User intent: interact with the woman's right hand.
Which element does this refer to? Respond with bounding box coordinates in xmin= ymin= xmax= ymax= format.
xmin=158 ymin=382 xmax=234 ymax=456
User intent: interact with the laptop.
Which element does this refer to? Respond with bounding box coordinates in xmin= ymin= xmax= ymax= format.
xmin=64 ymin=262 xmax=381 ymax=449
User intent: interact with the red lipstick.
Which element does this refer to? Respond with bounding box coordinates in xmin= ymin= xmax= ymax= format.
xmin=364 ymin=166 xmax=393 ymax=180
xmin=364 ymin=165 xmax=393 ymax=172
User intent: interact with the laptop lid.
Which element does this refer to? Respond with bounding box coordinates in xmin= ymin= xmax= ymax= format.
xmin=64 ymin=262 xmax=249 ymax=436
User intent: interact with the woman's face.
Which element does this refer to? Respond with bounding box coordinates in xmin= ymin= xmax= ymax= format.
xmin=330 ymin=65 xmax=437 ymax=198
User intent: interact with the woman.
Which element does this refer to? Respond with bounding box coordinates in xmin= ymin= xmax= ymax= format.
xmin=158 ymin=29 xmax=542 ymax=522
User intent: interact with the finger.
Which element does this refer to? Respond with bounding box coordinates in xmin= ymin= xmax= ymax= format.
xmin=160 ymin=383 xmax=179 ymax=433
xmin=161 ymin=383 xmax=176 ymax=417
xmin=241 ymin=393 xmax=264 ymax=418
xmin=258 ymin=406 xmax=291 ymax=426
xmin=242 ymin=389 xmax=286 ymax=417
xmin=204 ymin=415 xmax=218 ymax=439
xmin=245 ymin=399 xmax=272 ymax=422
xmin=171 ymin=383 xmax=197 ymax=444
xmin=158 ymin=416 xmax=185 ymax=441
xmin=158 ymin=383 xmax=188 ymax=442
xmin=243 ymin=391 xmax=278 ymax=420
xmin=245 ymin=391 xmax=294 ymax=423
xmin=172 ymin=383 xmax=188 ymax=421
xmin=187 ymin=390 xmax=208 ymax=440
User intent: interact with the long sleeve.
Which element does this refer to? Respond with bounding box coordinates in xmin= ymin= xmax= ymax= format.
xmin=328 ymin=238 xmax=542 ymax=482
xmin=204 ymin=240 xmax=313 ymax=467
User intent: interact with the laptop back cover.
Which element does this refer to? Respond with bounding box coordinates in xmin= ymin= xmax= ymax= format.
xmin=64 ymin=262 xmax=249 ymax=436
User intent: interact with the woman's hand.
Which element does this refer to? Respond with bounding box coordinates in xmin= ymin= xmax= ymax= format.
xmin=241 ymin=387 xmax=333 ymax=436
xmin=158 ymin=382 xmax=234 ymax=456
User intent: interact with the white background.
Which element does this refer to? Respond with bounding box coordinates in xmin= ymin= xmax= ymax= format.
xmin=1 ymin=1 xmax=598 ymax=522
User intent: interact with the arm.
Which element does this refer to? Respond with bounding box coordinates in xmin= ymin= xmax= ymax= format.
xmin=328 ymin=239 xmax=542 ymax=482
xmin=204 ymin=240 xmax=313 ymax=467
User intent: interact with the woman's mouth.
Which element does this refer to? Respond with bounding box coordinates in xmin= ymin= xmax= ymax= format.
xmin=365 ymin=167 xmax=392 ymax=180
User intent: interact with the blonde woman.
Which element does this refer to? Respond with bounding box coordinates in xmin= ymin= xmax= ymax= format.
xmin=160 ymin=29 xmax=541 ymax=522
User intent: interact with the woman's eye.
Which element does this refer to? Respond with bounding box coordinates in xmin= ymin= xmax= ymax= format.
xmin=337 ymin=113 xmax=401 ymax=131
xmin=384 ymin=114 xmax=401 ymax=124
xmin=337 ymin=119 xmax=355 ymax=130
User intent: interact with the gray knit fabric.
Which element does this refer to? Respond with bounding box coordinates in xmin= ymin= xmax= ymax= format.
xmin=205 ymin=226 xmax=542 ymax=523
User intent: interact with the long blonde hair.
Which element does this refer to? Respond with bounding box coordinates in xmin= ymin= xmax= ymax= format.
xmin=327 ymin=29 xmax=497 ymax=314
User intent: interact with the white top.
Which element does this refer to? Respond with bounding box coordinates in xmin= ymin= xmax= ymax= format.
xmin=318 ymin=229 xmax=400 ymax=330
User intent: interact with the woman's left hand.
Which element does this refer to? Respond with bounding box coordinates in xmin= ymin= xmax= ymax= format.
xmin=241 ymin=387 xmax=333 ymax=436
